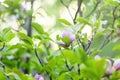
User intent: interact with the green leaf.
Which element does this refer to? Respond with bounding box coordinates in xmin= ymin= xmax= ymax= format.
xmin=99 ymin=41 xmax=120 ymax=57
xmin=81 ymin=67 xmax=99 ymax=79
xmin=0 ymin=68 xmax=7 ymax=80
xmin=94 ymin=20 xmax=100 ymax=29
xmin=2 ymin=58 xmax=17 ymax=67
xmin=90 ymin=50 xmax=102 ymax=56
xmin=92 ymin=31 xmax=104 ymax=49
xmin=69 ymin=71 xmax=80 ymax=80
xmin=38 ymin=39 xmax=49 ymax=46
xmin=4 ymin=30 xmax=15 ymax=42
xmin=81 ymin=58 xmax=106 ymax=80
xmin=47 ymin=57 xmax=57 ymax=72
xmin=6 ymin=68 xmax=34 ymax=80
xmin=113 ymin=44 xmax=120 ymax=51
xmin=22 ymin=43 xmax=33 ymax=49
xmin=58 ymin=19 xmax=72 ymax=26
xmin=53 ymin=53 xmax=66 ymax=70
xmin=7 ymin=43 xmax=24 ymax=51
xmin=77 ymin=48 xmax=87 ymax=63
xmin=8 ymin=73 xmax=21 ymax=80
xmin=105 ymin=0 xmax=119 ymax=6
xmin=18 ymin=32 xmax=33 ymax=45
xmin=111 ymin=71 xmax=120 ymax=79
xmin=76 ymin=17 xmax=92 ymax=26
xmin=3 ymin=27 xmax=11 ymax=34
xmin=1 ymin=27 xmax=15 ymax=42
xmin=0 ymin=36 xmax=3 ymax=42
xmin=31 ymin=60 xmax=43 ymax=73
xmin=32 ymin=22 xmax=44 ymax=34
xmin=56 ymin=35 xmax=61 ymax=40
xmin=62 ymin=50 xmax=79 ymax=65
xmin=43 ymin=65 xmax=52 ymax=73
xmin=61 ymin=36 xmax=70 ymax=45
xmin=58 ymin=72 xmax=72 ymax=80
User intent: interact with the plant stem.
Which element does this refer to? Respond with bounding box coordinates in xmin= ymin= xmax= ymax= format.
xmin=73 ymin=0 xmax=83 ymax=24
xmin=85 ymin=0 xmax=101 ymax=18
xmin=98 ymin=5 xmax=119 ymax=49
xmin=34 ymin=48 xmax=43 ymax=67
xmin=34 ymin=47 xmax=52 ymax=80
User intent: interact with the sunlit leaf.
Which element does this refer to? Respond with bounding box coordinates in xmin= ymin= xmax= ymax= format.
xmin=32 ymin=22 xmax=44 ymax=34
xmin=4 ymin=30 xmax=15 ymax=42
xmin=1 ymin=28 xmax=15 ymax=42
xmin=76 ymin=17 xmax=92 ymax=26
xmin=62 ymin=49 xmax=80 ymax=65
xmin=61 ymin=36 xmax=70 ymax=45
xmin=0 ymin=68 xmax=7 ymax=80
xmin=18 ymin=32 xmax=33 ymax=45
xmin=113 ymin=44 xmax=120 ymax=51
xmin=105 ymin=0 xmax=119 ymax=6
xmin=38 ymin=39 xmax=49 ymax=46
xmin=58 ymin=19 xmax=72 ymax=26
xmin=77 ymin=48 xmax=87 ymax=63
xmin=58 ymin=72 xmax=72 ymax=80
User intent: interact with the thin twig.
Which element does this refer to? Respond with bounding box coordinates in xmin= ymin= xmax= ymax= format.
xmin=60 ymin=0 xmax=73 ymax=20
xmin=60 ymin=0 xmax=67 ymax=7
xmin=60 ymin=0 xmax=87 ymax=52
xmin=76 ymin=37 xmax=81 ymax=47
xmin=98 ymin=5 xmax=119 ymax=49
xmin=59 ymin=47 xmax=74 ymax=71
xmin=77 ymin=64 xmax=80 ymax=75
xmin=34 ymin=48 xmax=43 ymax=66
xmin=85 ymin=0 xmax=101 ymax=18
xmin=73 ymin=0 xmax=83 ymax=24
xmin=67 ymin=6 xmax=74 ymax=20
xmin=34 ymin=47 xmax=52 ymax=80
xmin=65 ymin=60 xmax=74 ymax=71
xmin=78 ymin=0 xmax=83 ymax=17
xmin=98 ymin=31 xmax=114 ymax=50
xmin=76 ymin=34 xmax=86 ymax=51
xmin=86 ymin=31 xmax=96 ymax=54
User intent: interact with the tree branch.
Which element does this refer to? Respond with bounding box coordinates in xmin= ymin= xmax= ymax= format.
xmin=85 ymin=0 xmax=101 ymax=18
xmin=77 ymin=64 xmax=80 ymax=75
xmin=73 ymin=0 xmax=83 ymax=24
xmin=86 ymin=31 xmax=96 ymax=54
xmin=23 ymin=0 xmax=35 ymax=73
xmin=76 ymin=34 xmax=86 ymax=51
xmin=34 ymin=47 xmax=52 ymax=80
xmin=34 ymin=48 xmax=43 ymax=67
xmin=65 ymin=60 xmax=74 ymax=71
xmin=78 ymin=0 xmax=83 ymax=17
xmin=60 ymin=0 xmax=73 ymax=21
xmin=25 ymin=0 xmax=34 ymax=37
xmin=59 ymin=47 xmax=74 ymax=71
xmin=98 ymin=5 xmax=119 ymax=49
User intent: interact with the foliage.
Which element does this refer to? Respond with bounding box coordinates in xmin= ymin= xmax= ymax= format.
xmin=0 ymin=0 xmax=120 ymax=80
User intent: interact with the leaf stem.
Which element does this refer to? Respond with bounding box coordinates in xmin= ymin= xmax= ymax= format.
xmin=34 ymin=47 xmax=52 ymax=80
xmin=73 ymin=0 xmax=83 ymax=24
